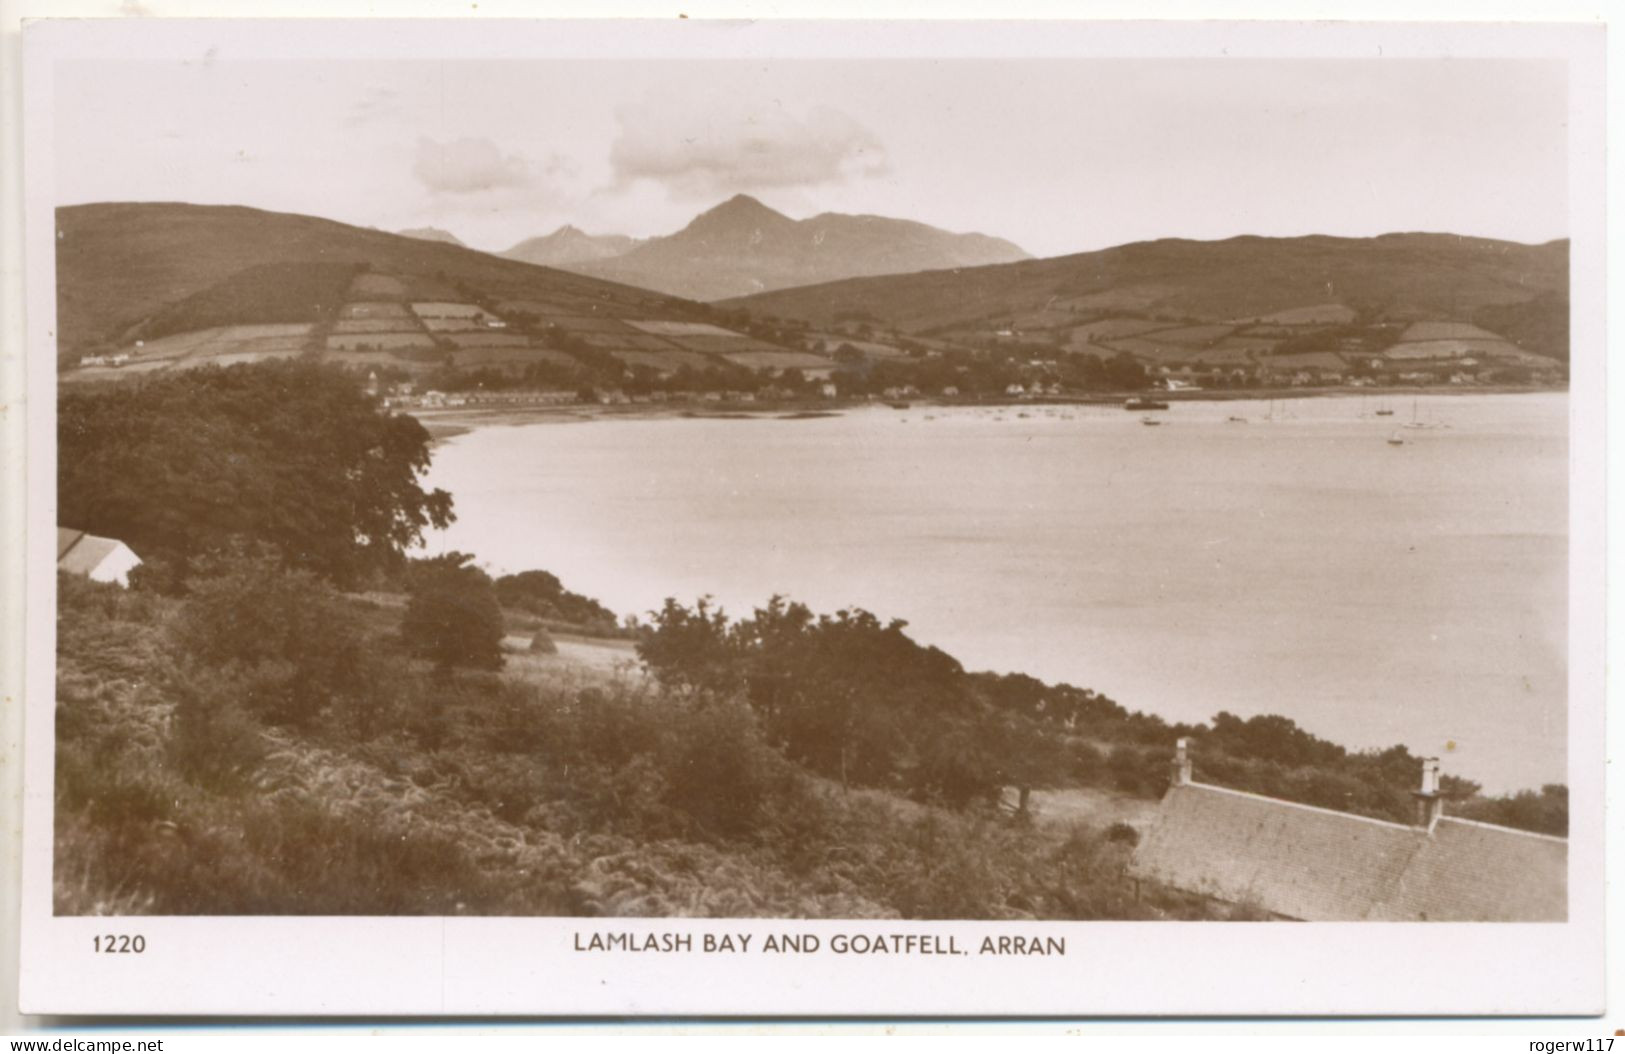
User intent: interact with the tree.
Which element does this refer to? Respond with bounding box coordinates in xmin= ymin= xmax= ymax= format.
xmin=59 ymin=360 xmax=453 ymax=586
xmin=635 ymin=596 xmax=743 ymax=695
xmin=400 ymin=554 xmax=505 ymax=673
xmin=494 ymin=569 xmax=620 ymax=633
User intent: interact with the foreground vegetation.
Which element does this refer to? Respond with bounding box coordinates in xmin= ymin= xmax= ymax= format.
xmin=54 ymin=361 xmax=1565 ymax=918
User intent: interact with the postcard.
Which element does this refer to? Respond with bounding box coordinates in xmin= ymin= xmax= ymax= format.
xmin=15 ymin=16 xmax=1607 ymax=1017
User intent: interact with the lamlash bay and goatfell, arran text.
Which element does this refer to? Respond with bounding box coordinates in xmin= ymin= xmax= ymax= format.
xmin=571 ymin=933 xmax=1065 ymax=955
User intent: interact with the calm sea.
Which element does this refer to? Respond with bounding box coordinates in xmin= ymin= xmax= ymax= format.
xmin=424 ymin=392 xmax=1568 ymax=793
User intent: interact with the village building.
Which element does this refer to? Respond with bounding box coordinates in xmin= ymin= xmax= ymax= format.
xmin=57 ymin=528 xmax=142 ymax=587
xmin=1128 ymin=740 xmax=1566 ymax=922
xmin=77 ymin=353 xmax=130 ymax=368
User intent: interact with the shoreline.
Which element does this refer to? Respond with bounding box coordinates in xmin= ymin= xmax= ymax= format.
xmin=414 ymin=383 xmax=1566 ymax=441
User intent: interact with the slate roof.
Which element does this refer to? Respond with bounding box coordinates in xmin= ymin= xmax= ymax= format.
xmin=1129 ymin=782 xmax=1565 ymax=922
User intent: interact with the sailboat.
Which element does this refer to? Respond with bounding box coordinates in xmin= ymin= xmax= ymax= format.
xmin=1402 ymin=396 xmax=1439 ymax=430
xmin=1387 ymin=430 xmax=1405 ymax=446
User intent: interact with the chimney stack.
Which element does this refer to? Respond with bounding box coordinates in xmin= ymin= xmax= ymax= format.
xmin=1412 ymin=757 xmax=1444 ymax=829
xmin=1170 ymin=737 xmax=1192 ymax=787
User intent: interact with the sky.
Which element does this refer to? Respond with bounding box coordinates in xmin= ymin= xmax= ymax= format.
xmin=54 ymin=57 xmax=1569 ymax=258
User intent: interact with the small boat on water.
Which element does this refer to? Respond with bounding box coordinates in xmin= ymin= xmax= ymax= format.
xmin=1387 ymin=431 xmax=1404 ymax=446
xmin=1124 ymin=397 xmax=1170 ymax=411
xmin=1140 ymin=415 xmax=1163 ymax=426
xmin=1375 ymin=408 xmax=1395 ymax=417
xmin=1227 ymin=415 xmax=1248 ymax=423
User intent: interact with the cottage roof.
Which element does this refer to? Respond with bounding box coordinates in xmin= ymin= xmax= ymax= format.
xmin=1129 ymin=781 xmax=1565 ymax=921
xmin=1371 ymin=816 xmax=1566 ymax=922
xmin=56 ymin=528 xmax=129 ymax=575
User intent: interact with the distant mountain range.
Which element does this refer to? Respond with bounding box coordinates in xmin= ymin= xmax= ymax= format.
xmin=499 ymin=194 xmax=1032 ymax=301
xmin=501 ymin=226 xmax=639 ymax=268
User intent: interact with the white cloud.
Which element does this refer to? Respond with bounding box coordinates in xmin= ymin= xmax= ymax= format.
xmin=412 ymin=136 xmax=534 ymax=195
xmin=609 ymin=97 xmax=889 ymax=200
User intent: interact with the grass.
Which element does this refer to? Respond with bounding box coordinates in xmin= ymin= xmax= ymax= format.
xmin=718 ymin=234 xmax=1569 ymax=343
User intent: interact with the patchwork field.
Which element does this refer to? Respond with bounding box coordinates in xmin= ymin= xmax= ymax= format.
xmin=1252 ymin=303 xmax=1357 ymax=325
xmin=62 ymin=359 xmax=172 ymax=382
xmin=494 ymin=299 xmax=571 ymax=316
xmin=1142 ymin=324 xmax=1235 ymax=346
xmin=326 ymin=333 xmax=438 ymax=351
xmin=578 ymin=332 xmax=646 ymax=349
xmin=340 ymin=302 xmax=413 ymax=321
xmin=1069 ymin=318 xmax=1175 ymax=342
xmin=1155 ymin=346 xmax=1259 ymax=365
xmin=1384 ymin=339 xmax=1520 ymax=360
xmin=1398 ymin=321 xmax=1506 ymax=343
xmin=1098 ymin=336 xmax=1243 ymax=362
xmin=722 ymin=350 xmax=837 ymax=371
xmin=412 ymin=302 xmax=486 ymax=318
xmin=1259 ymin=351 xmax=1347 ymax=370
xmin=323 ymin=350 xmax=444 ymax=372
xmin=181 ymin=349 xmax=305 ymax=369
xmin=1212 ymin=336 xmax=1282 ymax=354
xmin=449 ymin=347 xmax=582 ymax=368
xmin=119 ymin=324 xmax=314 ymax=364
xmin=334 ymin=319 xmax=422 ymax=334
xmin=549 ymin=316 xmax=638 ymax=334
xmin=445 ymin=333 xmax=531 ymax=348
xmin=625 ymin=320 xmax=740 ymax=338
xmin=611 ymin=334 xmax=687 ymax=352
xmin=672 ymin=334 xmax=794 ymax=356
xmin=1238 ymin=324 xmax=1326 ymax=338
xmin=609 ymin=350 xmax=717 ymax=373
xmin=812 ymin=337 xmax=909 ymax=359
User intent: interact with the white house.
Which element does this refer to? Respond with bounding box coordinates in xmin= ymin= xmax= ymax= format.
xmin=57 ymin=528 xmax=142 ymax=587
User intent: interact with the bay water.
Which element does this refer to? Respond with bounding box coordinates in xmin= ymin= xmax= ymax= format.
xmin=424 ymin=392 xmax=1567 ymax=793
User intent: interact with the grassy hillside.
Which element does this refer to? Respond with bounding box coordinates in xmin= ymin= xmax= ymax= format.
xmin=718 ymin=232 xmax=1569 ymax=350
xmin=55 ymin=202 xmax=712 ymax=361
xmin=55 ymin=571 xmax=1219 ymax=919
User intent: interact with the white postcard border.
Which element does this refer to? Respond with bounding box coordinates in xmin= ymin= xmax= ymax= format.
xmin=17 ymin=17 xmax=1609 ymax=1017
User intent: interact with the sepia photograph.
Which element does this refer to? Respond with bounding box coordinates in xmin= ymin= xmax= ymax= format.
xmin=14 ymin=15 xmax=1608 ymax=1018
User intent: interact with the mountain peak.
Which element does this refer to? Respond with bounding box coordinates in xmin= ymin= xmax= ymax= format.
xmin=696 ymin=193 xmax=790 ymax=223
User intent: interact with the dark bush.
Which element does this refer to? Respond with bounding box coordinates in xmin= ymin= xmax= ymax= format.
xmin=170 ymin=560 xmax=377 ymax=729
xmin=401 ymin=555 xmax=505 ymax=672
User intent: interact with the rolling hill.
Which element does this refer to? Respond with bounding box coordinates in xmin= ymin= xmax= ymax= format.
xmin=718 ymin=232 xmax=1570 ymax=361
xmin=559 ymin=194 xmax=1031 ymax=302
xmin=55 ymin=202 xmax=829 ymax=381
